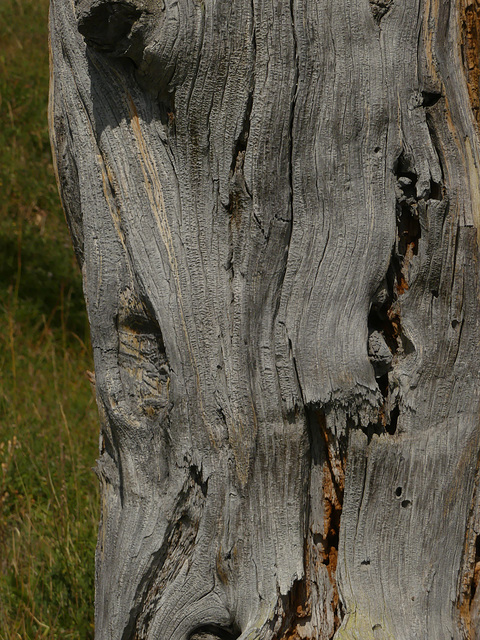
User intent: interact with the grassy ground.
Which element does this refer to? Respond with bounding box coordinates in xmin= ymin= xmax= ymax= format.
xmin=0 ymin=0 xmax=98 ymax=637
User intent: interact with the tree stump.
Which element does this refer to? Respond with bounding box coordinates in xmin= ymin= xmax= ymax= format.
xmin=49 ymin=0 xmax=480 ymax=637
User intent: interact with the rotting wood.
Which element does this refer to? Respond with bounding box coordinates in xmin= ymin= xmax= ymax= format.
xmin=49 ymin=0 xmax=480 ymax=638
xmin=460 ymin=0 xmax=480 ymax=127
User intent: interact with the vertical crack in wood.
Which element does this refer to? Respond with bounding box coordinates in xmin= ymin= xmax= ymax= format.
xmin=270 ymin=409 xmax=346 ymax=640
xmin=271 ymin=579 xmax=312 ymax=640
xmin=288 ymin=0 xmax=298 ymax=238
xmin=228 ymin=90 xmax=254 ymax=227
xmin=459 ymin=532 xmax=480 ymax=638
xmin=314 ymin=412 xmax=345 ymax=635
xmin=470 ymin=535 xmax=480 ymax=625
xmin=230 ymin=92 xmax=253 ymax=182
xmin=365 ymin=142 xmax=447 ymax=441
xmin=458 ymin=446 xmax=480 ymax=638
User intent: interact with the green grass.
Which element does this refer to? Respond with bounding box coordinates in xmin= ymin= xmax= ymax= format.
xmin=0 ymin=0 xmax=98 ymax=637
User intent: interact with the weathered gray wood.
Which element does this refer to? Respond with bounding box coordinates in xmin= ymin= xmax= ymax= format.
xmin=49 ymin=0 xmax=480 ymax=638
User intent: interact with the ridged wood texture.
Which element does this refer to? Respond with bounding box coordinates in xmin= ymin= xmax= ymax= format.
xmin=49 ymin=0 xmax=480 ymax=638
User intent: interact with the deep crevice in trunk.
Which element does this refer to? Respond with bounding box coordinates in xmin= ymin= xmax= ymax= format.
xmin=269 ymin=409 xmax=346 ymax=640
xmin=189 ymin=624 xmax=241 ymax=640
xmin=230 ymin=91 xmax=253 ymax=179
xmin=366 ymin=155 xmax=426 ymax=439
xmin=310 ymin=410 xmax=345 ymax=635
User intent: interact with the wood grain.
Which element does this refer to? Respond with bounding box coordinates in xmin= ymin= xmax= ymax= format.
xmin=49 ymin=0 xmax=480 ymax=637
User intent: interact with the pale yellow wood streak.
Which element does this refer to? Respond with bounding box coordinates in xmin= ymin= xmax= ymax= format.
xmin=100 ymin=159 xmax=128 ymax=253
xmin=125 ymin=93 xmax=216 ymax=446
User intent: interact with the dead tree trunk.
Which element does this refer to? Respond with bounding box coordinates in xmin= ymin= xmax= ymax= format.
xmin=49 ymin=0 xmax=480 ymax=637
